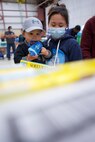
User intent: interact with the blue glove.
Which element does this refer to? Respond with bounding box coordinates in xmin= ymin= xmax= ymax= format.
xmin=28 ymin=41 xmax=43 ymax=56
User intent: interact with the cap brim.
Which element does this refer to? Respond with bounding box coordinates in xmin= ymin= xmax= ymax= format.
xmin=25 ymin=27 xmax=44 ymax=32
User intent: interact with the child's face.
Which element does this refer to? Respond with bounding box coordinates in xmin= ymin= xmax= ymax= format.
xmin=23 ymin=29 xmax=42 ymax=42
xmin=49 ymin=14 xmax=67 ymax=28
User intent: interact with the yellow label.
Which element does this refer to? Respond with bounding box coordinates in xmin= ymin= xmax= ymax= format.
xmin=20 ymin=60 xmax=51 ymax=69
xmin=0 ymin=59 xmax=95 ymax=102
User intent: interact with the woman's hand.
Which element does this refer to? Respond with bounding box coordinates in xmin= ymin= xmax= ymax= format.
xmin=27 ymin=54 xmax=38 ymax=61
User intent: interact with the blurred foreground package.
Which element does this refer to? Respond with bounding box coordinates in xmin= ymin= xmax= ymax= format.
xmin=0 ymin=59 xmax=95 ymax=142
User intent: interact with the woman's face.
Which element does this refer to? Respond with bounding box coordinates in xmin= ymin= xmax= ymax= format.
xmin=48 ymin=14 xmax=67 ymax=28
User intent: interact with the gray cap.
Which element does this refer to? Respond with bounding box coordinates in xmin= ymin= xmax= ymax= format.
xmin=22 ymin=17 xmax=43 ymax=32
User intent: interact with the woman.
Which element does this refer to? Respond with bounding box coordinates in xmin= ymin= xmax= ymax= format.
xmin=44 ymin=4 xmax=82 ymax=66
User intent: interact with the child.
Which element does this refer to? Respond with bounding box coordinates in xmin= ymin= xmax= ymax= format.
xmin=43 ymin=4 xmax=82 ymax=66
xmin=14 ymin=17 xmax=51 ymax=64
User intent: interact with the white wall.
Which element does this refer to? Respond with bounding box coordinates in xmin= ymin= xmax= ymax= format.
xmin=0 ymin=2 xmax=37 ymax=33
xmin=60 ymin=0 xmax=95 ymax=28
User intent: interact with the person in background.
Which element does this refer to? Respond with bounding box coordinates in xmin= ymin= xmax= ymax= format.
xmin=66 ymin=25 xmax=81 ymax=39
xmin=43 ymin=4 xmax=82 ymax=66
xmin=81 ymin=16 xmax=95 ymax=59
xmin=18 ymin=28 xmax=25 ymax=43
xmin=1 ymin=37 xmax=5 ymax=42
xmin=14 ymin=17 xmax=51 ymax=64
xmin=76 ymin=31 xmax=82 ymax=45
xmin=4 ymin=26 xmax=16 ymax=60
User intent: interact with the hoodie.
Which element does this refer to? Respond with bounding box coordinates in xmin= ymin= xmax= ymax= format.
xmin=43 ymin=34 xmax=82 ymax=65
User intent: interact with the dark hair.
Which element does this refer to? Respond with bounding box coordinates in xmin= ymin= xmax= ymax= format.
xmin=74 ymin=25 xmax=81 ymax=31
xmin=8 ymin=26 xmax=12 ymax=29
xmin=48 ymin=4 xmax=69 ymax=26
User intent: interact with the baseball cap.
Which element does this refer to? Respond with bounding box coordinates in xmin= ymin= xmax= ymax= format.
xmin=22 ymin=17 xmax=43 ymax=32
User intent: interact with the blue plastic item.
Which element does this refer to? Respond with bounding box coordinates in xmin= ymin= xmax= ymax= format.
xmin=28 ymin=41 xmax=43 ymax=56
xmin=15 ymin=37 xmax=19 ymax=42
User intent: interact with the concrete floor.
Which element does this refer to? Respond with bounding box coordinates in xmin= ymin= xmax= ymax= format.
xmin=0 ymin=55 xmax=14 ymax=66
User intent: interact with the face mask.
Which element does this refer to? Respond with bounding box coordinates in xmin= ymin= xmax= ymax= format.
xmin=48 ymin=27 xmax=66 ymax=39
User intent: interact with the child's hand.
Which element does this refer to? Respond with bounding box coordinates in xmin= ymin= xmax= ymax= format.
xmin=41 ymin=47 xmax=49 ymax=56
xmin=27 ymin=54 xmax=38 ymax=61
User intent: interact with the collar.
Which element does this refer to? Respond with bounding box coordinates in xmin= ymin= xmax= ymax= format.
xmin=24 ymin=40 xmax=36 ymax=47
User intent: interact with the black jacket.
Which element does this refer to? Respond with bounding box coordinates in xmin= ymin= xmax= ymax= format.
xmin=43 ymin=34 xmax=82 ymax=63
xmin=14 ymin=42 xmax=51 ymax=64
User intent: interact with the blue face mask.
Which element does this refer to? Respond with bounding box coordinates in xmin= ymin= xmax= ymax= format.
xmin=48 ymin=27 xmax=66 ymax=39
